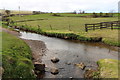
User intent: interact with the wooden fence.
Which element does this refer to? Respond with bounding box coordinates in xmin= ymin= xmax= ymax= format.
xmin=85 ymin=21 xmax=120 ymax=32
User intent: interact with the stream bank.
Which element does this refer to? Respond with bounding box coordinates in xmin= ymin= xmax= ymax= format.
xmin=2 ymin=26 xmax=119 ymax=79
xmin=7 ymin=25 xmax=120 ymax=47
xmin=20 ymin=31 xmax=118 ymax=78
xmin=1 ymin=27 xmax=47 ymax=78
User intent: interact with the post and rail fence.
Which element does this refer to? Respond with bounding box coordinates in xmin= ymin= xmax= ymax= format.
xmin=85 ymin=21 xmax=120 ymax=32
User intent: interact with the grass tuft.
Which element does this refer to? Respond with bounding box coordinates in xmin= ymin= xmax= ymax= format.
xmin=97 ymin=59 xmax=119 ymax=78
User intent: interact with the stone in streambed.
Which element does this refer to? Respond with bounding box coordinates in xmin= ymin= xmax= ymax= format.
xmin=74 ymin=62 xmax=86 ymax=70
xmin=34 ymin=62 xmax=45 ymax=72
xmin=69 ymin=77 xmax=73 ymax=79
xmin=84 ymin=68 xmax=96 ymax=79
xmin=51 ymin=57 xmax=59 ymax=63
xmin=65 ymin=62 xmax=71 ymax=65
xmin=51 ymin=68 xmax=59 ymax=75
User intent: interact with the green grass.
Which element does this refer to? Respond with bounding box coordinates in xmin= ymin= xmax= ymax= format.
xmin=9 ymin=13 xmax=119 ymax=46
xmin=10 ymin=14 xmax=118 ymax=32
xmin=82 ymin=29 xmax=119 ymax=46
xmin=1 ymin=31 xmax=35 ymax=79
xmin=97 ymin=59 xmax=119 ymax=78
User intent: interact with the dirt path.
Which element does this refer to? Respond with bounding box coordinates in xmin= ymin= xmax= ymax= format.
xmin=1 ymin=27 xmax=46 ymax=63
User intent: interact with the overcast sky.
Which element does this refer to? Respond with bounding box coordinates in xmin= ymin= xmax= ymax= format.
xmin=0 ymin=0 xmax=119 ymax=13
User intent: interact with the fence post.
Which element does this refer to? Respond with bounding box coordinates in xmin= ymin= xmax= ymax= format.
xmin=85 ymin=24 xmax=88 ymax=32
xmin=69 ymin=24 xmax=71 ymax=31
xmin=38 ymin=25 xmax=41 ymax=30
xmin=50 ymin=25 xmax=52 ymax=30
xmin=25 ymin=24 xmax=27 ymax=26
xmin=105 ymin=23 xmax=108 ymax=28
xmin=100 ymin=23 xmax=102 ymax=29
xmin=93 ymin=24 xmax=95 ymax=30
xmin=119 ymin=22 xmax=120 ymax=29
xmin=38 ymin=25 xmax=40 ymax=29
xmin=111 ymin=23 xmax=113 ymax=30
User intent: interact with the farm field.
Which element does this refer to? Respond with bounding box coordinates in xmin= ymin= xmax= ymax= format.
xmin=10 ymin=14 xmax=118 ymax=32
xmin=10 ymin=13 xmax=118 ymax=31
xmin=9 ymin=13 xmax=119 ymax=46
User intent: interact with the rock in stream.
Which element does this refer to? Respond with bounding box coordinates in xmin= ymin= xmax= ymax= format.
xmin=74 ymin=62 xmax=86 ymax=70
xmin=51 ymin=57 xmax=60 ymax=63
xmin=50 ymin=68 xmax=59 ymax=75
xmin=34 ymin=62 xmax=45 ymax=73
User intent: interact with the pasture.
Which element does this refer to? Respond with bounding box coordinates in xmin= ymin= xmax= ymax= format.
xmin=10 ymin=13 xmax=118 ymax=32
xmin=9 ymin=13 xmax=119 ymax=46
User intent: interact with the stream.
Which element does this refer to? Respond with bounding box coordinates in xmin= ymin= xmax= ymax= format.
xmin=19 ymin=31 xmax=118 ymax=78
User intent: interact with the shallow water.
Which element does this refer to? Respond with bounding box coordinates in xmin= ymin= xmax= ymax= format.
xmin=20 ymin=31 xmax=118 ymax=78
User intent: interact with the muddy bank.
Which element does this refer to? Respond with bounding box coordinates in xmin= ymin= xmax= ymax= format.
xmin=23 ymin=39 xmax=46 ymax=63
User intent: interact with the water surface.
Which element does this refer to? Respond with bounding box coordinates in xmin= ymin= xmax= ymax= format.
xmin=20 ymin=31 xmax=118 ymax=78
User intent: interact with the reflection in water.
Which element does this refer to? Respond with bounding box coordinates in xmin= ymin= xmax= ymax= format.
xmin=20 ymin=31 xmax=118 ymax=78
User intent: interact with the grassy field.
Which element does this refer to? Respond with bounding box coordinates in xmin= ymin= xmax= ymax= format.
xmin=82 ymin=29 xmax=119 ymax=46
xmin=97 ymin=59 xmax=119 ymax=78
xmin=10 ymin=14 xmax=118 ymax=32
xmin=9 ymin=13 xmax=119 ymax=46
xmin=1 ymin=31 xmax=35 ymax=79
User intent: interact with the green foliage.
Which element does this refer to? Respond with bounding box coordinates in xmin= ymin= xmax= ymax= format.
xmin=2 ymin=32 xmax=35 ymax=79
xmin=77 ymin=35 xmax=90 ymax=41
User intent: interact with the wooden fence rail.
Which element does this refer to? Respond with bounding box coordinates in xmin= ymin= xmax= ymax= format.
xmin=85 ymin=21 xmax=120 ymax=32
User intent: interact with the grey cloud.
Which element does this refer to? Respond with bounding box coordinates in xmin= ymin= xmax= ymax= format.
xmin=0 ymin=0 xmax=119 ymax=12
